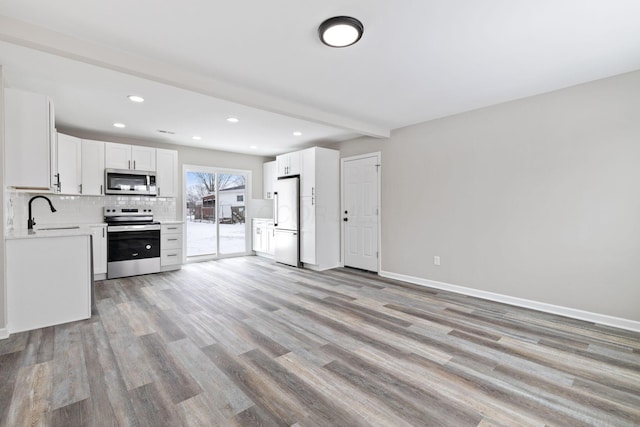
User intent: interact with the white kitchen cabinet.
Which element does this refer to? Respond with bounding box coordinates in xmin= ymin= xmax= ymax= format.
xmin=4 ymin=88 xmax=56 ymax=191
xmin=6 ymin=234 xmax=92 ymax=333
xmin=252 ymin=219 xmax=274 ymax=257
xmin=276 ymin=151 xmax=300 ymax=177
xmin=298 ymin=147 xmax=340 ymax=270
xmin=263 ymin=160 xmax=276 ymax=199
xmin=156 ymin=148 xmax=178 ymax=197
xmin=161 ymin=223 xmax=183 ymax=270
xmin=81 ymin=139 xmax=106 ymax=196
xmin=105 ymin=142 xmax=156 ymax=171
xmin=90 ymin=225 xmax=107 ymax=278
xmin=56 ymin=133 xmax=82 ymax=195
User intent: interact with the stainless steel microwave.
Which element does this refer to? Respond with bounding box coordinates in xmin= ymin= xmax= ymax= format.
xmin=105 ymin=169 xmax=157 ymax=196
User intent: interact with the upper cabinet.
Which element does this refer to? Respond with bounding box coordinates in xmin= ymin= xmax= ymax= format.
xmin=263 ymin=160 xmax=276 ymax=199
xmin=156 ymin=148 xmax=178 ymax=198
xmin=81 ymin=139 xmax=106 ymax=196
xmin=4 ymin=88 xmax=56 ymax=191
xmin=105 ymin=142 xmax=156 ymax=171
xmin=55 ymin=133 xmax=82 ymax=195
xmin=276 ymin=151 xmax=300 ymax=177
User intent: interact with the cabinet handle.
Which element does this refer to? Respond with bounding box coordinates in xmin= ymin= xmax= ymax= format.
xmin=79 ymin=184 xmax=82 ymax=194
xmin=128 ymin=160 xmax=131 ymax=169
xmin=158 ymin=187 xmax=160 ymax=196
xmin=102 ymin=228 xmax=105 ymax=238
xmin=168 ymin=238 xmax=178 ymax=241
xmin=168 ymin=227 xmax=178 ymax=230
xmin=134 ymin=160 xmax=136 ymax=169
xmin=167 ymin=254 xmax=177 ymax=257
xmin=100 ymin=184 xmax=103 ymax=195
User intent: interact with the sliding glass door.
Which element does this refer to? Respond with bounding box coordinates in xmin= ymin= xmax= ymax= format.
xmin=185 ymin=166 xmax=249 ymax=259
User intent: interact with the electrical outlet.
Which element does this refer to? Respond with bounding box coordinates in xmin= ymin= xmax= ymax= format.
xmin=434 ymin=256 xmax=441 ymax=266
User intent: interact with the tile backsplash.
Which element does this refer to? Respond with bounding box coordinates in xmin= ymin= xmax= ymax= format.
xmin=6 ymin=191 xmax=177 ymax=231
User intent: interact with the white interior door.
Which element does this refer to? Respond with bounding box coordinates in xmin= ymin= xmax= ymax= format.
xmin=343 ymin=154 xmax=379 ymax=272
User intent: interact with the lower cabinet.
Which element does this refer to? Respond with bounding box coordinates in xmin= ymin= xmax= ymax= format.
xmin=90 ymin=225 xmax=107 ymax=279
xmin=161 ymin=223 xmax=183 ymax=271
xmin=6 ymin=235 xmax=92 ymax=333
xmin=252 ymin=219 xmax=274 ymax=257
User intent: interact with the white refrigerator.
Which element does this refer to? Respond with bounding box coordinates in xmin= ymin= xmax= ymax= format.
xmin=274 ymin=176 xmax=300 ymax=267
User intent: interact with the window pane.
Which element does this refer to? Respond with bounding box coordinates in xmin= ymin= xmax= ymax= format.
xmin=186 ymin=171 xmax=217 ymax=256
xmin=218 ymin=173 xmax=246 ymax=254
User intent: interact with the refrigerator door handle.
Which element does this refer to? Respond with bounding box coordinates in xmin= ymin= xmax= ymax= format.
xmin=274 ymin=192 xmax=279 ymax=227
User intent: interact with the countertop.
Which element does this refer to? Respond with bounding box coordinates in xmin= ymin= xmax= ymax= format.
xmin=160 ymin=220 xmax=184 ymax=225
xmin=6 ymin=226 xmax=93 ymax=240
xmin=5 ymin=222 xmax=106 ymax=240
xmin=252 ymin=217 xmax=274 ymax=222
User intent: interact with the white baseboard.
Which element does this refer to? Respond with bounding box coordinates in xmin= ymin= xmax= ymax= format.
xmin=379 ymin=270 xmax=640 ymax=333
xmin=0 ymin=328 xmax=9 ymax=340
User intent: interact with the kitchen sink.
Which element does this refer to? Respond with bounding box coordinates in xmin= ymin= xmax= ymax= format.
xmin=37 ymin=226 xmax=81 ymax=231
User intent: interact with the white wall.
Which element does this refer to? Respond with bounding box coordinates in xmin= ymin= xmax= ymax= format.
xmin=337 ymin=70 xmax=640 ymax=322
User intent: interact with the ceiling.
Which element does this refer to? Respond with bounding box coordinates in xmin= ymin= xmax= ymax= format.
xmin=1 ymin=1 xmax=639 ymax=156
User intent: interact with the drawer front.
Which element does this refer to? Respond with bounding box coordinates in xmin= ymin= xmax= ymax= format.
xmin=162 ymin=224 xmax=182 ymax=235
xmin=161 ymin=249 xmax=182 ymax=266
xmin=162 ymin=234 xmax=183 ymax=250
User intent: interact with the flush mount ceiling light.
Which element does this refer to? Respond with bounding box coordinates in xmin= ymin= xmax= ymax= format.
xmin=113 ymin=122 xmax=126 ymax=128
xmin=227 ymin=117 xmax=239 ymax=123
xmin=318 ymin=16 xmax=364 ymax=48
xmin=192 ymin=135 xmax=202 ymax=140
xmin=127 ymin=95 xmax=144 ymax=103
xmin=293 ymin=131 xmax=302 ymax=136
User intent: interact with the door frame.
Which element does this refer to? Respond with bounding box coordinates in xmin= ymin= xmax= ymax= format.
xmin=340 ymin=152 xmax=381 ymax=273
xmin=182 ymin=164 xmax=252 ymax=262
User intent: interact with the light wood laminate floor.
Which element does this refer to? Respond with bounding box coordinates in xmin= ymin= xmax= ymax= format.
xmin=1 ymin=257 xmax=639 ymax=426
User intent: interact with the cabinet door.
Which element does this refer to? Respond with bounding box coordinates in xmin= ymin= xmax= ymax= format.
xmin=105 ymin=142 xmax=131 ymax=169
xmin=300 ymin=196 xmax=316 ymax=264
xmin=156 ymin=149 xmax=178 ymax=197
xmin=57 ymin=133 xmax=82 ymax=195
xmin=90 ymin=226 xmax=107 ymax=275
xmin=300 ymin=148 xmax=316 ymax=198
xmin=288 ymin=151 xmax=301 ymax=175
xmin=276 ymin=154 xmax=289 ymax=177
xmin=266 ymin=225 xmax=275 ymax=255
xmin=252 ymin=225 xmax=263 ymax=251
xmin=132 ymin=146 xmax=156 ymax=171
xmin=81 ymin=139 xmax=105 ymax=196
xmin=263 ymin=161 xmax=276 ymax=199
xmin=4 ymin=88 xmax=53 ymax=190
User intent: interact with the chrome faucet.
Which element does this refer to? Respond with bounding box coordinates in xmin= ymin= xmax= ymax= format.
xmin=28 ymin=195 xmax=57 ymax=230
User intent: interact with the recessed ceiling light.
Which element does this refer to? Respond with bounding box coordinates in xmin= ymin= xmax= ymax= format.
xmin=293 ymin=131 xmax=303 ymax=136
xmin=318 ymin=16 xmax=364 ymax=48
xmin=227 ymin=117 xmax=239 ymax=123
xmin=192 ymin=136 xmax=202 ymax=140
xmin=250 ymin=145 xmax=257 ymax=149
xmin=113 ymin=122 xmax=126 ymax=128
xmin=127 ymin=95 xmax=144 ymax=103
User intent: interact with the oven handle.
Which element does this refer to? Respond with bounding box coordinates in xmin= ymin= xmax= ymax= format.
xmin=108 ymin=224 xmax=161 ymax=232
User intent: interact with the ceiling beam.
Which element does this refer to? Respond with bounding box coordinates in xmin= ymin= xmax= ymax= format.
xmin=0 ymin=15 xmax=390 ymax=138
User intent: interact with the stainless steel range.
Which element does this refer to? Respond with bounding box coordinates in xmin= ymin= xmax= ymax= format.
xmin=104 ymin=206 xmax=161 ymax=279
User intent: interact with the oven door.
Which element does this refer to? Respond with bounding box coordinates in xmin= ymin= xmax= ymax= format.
xmin=107 ymin=225 xmax=161 ymax=278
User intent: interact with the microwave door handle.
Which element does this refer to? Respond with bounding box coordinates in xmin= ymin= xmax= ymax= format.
xmin=274 ymin=192 xmax=278 ymax=227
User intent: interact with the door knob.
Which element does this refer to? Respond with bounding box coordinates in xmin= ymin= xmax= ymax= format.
xmin=343 ymin=218 xmax=348 ymax=222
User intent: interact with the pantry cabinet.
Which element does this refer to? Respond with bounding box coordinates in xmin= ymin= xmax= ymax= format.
xmin=298 ymin=147 xmax=340 ymax=270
